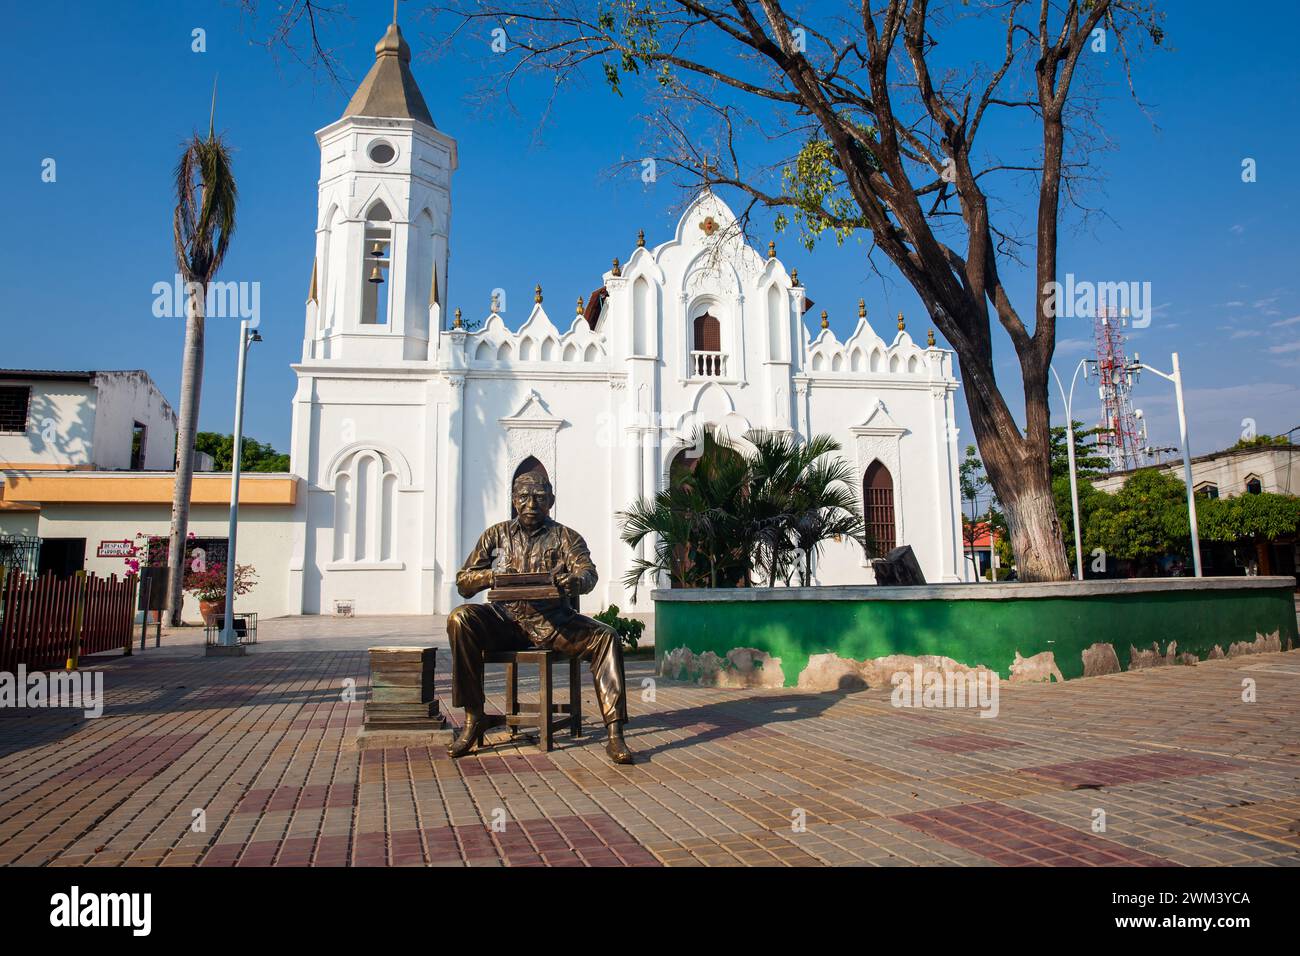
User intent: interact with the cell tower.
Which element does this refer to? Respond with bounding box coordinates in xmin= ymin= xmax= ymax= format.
xmin=1092 ymin=306 xmax=1143 ymax=472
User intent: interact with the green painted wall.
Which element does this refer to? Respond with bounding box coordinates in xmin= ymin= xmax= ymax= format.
xmin=655 ymin=587 xmax=1299 ymax=685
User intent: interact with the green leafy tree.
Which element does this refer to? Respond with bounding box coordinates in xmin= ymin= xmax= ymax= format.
xmin=1230 ymin=433 xmax=1289 ymax=450
xmin=194 ymin=432 xmax=290 ymax=472
xmin=1083 ymin=469 xmax=1190 ymax=566
xmin=1050 ymin=422 xmax=1111 ymax=483
xmin=959 ymin=445 xmax=1002 ymax=578
xmin=1199 ymin=493 xmax=1300 ymax=543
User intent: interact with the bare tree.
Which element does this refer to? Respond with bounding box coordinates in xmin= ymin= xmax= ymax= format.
xmin=242 ymin=0 xmax=1164 ymax=581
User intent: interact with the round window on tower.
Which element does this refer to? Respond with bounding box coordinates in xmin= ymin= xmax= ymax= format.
xmin=368 ymin=140 xmax=397 ymax=164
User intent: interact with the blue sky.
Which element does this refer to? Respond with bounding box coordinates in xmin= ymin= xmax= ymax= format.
xmin=1 ymin=0 xmax=1296 ymax=459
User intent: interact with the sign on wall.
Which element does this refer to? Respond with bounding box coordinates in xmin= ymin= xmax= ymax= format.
xmin=96 ymin=540 xmax=136 ymax=558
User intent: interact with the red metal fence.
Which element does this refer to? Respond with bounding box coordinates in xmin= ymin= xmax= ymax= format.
xmin=0 ymin=571 xmax=138 ymax=671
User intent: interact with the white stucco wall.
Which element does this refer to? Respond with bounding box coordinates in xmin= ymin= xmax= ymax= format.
xmin=0 ymin=379 xmax=97 ymax=467
xmin=33 ymin=503 xmax=296 ymax=623
xmin=0 ymin=372 xmax=175 ymax=471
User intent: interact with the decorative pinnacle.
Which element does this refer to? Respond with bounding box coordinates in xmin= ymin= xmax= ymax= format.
xmin=636 ymin=229 xmax=645 ymax=248
xmin=820 ymin=309 xmax=829 ymax=330
xmin=927 ymin=328 xmax=936 ymax=347
xmin=858 ymin=298 xmax=866 ymax=319
xmin=768 ymin=240 xmax=776 ymax=259
xmin=611 ymin=257 xmax=622 ymax=277
xmin=534 ymin=284 xmax=543 ymax=304
xmin=897 ymin=311 xmax=905 ymax=332
xmin=790 ymin=267 xmax=800 ymax=286
xmin=576 ymin=296 xmax=584 ymax=315
xmin=453 ymin=308 xmax=463 ymax=329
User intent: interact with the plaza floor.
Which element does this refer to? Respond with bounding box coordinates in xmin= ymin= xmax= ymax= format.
xmin=0 ymin=617 xmax=1297 ymax=867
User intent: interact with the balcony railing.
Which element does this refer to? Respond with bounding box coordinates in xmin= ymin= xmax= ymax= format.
xmin=690 ymin=350 xmax=727 ymax=377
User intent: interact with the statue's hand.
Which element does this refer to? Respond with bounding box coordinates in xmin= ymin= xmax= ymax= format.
xmin=554 ymin=571 xmax=578 ymax=594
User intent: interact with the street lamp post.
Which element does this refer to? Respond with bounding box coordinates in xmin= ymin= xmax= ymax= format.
xmin=219 ymin=320 xmax=262 ymax=646
xmin=1128 ymin=351 xmax=1202 ymax=577
xmin=1050 ymin=359 xmax=1095 ymax=581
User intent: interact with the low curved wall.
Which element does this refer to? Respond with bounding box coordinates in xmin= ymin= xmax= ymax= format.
xmin=652 ymin=577 xmax=1299 ymax=689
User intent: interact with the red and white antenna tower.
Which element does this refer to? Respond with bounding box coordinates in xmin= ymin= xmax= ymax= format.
xmin=1093 ymin=306 xmax=1143 ymax=472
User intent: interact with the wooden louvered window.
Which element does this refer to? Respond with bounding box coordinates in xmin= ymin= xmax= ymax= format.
xmin=693 ymin=312 xmax=720 ymax=351
xmin=691 ymin=312 xmax=724 ymax=376
xmin=864 ymin=461 xmax=896 ymax=556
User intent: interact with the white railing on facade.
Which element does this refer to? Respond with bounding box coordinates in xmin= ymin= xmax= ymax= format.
xmin=691 ymin=350 xmax=727 ymax=377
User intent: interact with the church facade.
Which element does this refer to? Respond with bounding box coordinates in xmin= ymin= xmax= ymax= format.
xmin=283 ymin=22 xmax=967 ymax=617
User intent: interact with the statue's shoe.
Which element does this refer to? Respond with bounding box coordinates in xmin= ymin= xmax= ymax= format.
xmin=605 ymin=734 xmax=635 ymax=765
xmin=448 ymin=717 xmax=487 ymax=758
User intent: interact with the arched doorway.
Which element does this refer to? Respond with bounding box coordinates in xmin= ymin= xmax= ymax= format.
xmin=863 ymin=461 xmax=896 ymax=556
xmin=510 ymin=456 xmax=549 ymax=518
xmin=666 ymin=433 xmax=747 ymax=587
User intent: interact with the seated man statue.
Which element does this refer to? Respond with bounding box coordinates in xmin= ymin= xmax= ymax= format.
xmin=446 ymin=471 xmax=634 ymax=765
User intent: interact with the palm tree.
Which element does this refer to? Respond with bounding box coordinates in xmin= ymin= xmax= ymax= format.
xmin=619 ymin=429 xmax=866 ymax=595
xmin=164 ymin=98 xmax=237 ymax=625
xmin=620 ymin=430 xmax=752 ymax=595
xmin=747 ymin=430 xmax=868 ymax=586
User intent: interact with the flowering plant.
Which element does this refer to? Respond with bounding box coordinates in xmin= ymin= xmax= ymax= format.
xmin=122 ymin=531 xmax=195 ymax=575
xmin=183 ymin=563 xmax=258 ymax=603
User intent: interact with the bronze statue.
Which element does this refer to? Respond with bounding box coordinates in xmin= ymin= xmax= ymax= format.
xmin=446 ymin=472 xmax=634 ymax=765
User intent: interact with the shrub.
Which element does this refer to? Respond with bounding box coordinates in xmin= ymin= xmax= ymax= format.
xmin=594 ymin=604 xmax=645 ymax=652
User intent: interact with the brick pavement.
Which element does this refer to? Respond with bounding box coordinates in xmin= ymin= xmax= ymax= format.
xmin=0 ymin=642 xmax=1297 ymax=867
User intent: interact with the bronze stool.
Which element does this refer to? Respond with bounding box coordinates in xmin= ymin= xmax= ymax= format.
xmin=480 ymin=649 xmax=582 ymax=752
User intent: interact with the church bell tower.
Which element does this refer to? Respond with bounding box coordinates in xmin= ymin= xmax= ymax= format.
xmin=303 ymin=17 xmax=457 ymax=363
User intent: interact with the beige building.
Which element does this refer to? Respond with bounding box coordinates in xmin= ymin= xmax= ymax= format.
xmin=1091 ymin=443 xmax=1299 ymax=499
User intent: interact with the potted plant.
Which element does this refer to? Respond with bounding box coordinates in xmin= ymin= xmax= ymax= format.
xmin=184 ymin=562 xmax=257 ymax=626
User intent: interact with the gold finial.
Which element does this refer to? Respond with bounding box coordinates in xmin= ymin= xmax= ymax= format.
xmin=534 ymin=283 xmax=543 ymax=304
xmin=897 ymin=311 xmax=905 ymax=332
xmin=636 ymin=229 xmax=645 ymax=248
xmin=453 ymin=308 xmax=463 ymax=329
xmin=611 ymin=257 xmax=621 ymax=277
xmin=576 ymin=296 xmax=584 ymax=316
xmin=790 ymin=267 xmax=800 ymax=286
xmin=858 ymin=298 xmax=866 ymax=319
xmin=927 ymin=328 xmax=936 ymax=347
xmin=768 ymin=240 xmax=776 ymax=259
xmin=820 ymin=309 xmax=829 ymax=330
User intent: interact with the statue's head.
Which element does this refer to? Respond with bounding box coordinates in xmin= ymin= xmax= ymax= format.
xmin=512 ymin=472 xmax=554 ymax=530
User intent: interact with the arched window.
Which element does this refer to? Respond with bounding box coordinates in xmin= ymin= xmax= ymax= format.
xmin=360 ymin=201 xmax=392 ymax=325
xmin=766 ymin=283 xmax=785 ymax=361
xmin=692 ymin=311 xmax=723 ymax=376
xmin=632 ymin=276 xmax=652 ymax=356
xmin=1245 ymin=475 xmax=1262 ymax=495
xmin=863 ymin=461 xmax=896 ymax=557
xmin=332 ymin=448 xmax=398 ymax=562
xmin=510 ymin=456 xmax=550 ymax=518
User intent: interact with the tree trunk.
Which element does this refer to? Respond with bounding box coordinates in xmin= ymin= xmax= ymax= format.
xmin=960 ymin=354 xmax=1071 ymax=583
xmin=165 ymin=287 xmax=205 ymax=625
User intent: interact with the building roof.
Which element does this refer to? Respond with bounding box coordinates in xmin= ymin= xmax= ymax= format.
xmin=0 ymin=369 xmax=96 ymax=383
xmin=1099 ymin=442 xmax=1300 ymax=481
xmin=342 ymin=23 xmax=435 ymax=127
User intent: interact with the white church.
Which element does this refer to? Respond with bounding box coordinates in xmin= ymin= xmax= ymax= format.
xmin=1 ymin=21 xmax=968 ymax=620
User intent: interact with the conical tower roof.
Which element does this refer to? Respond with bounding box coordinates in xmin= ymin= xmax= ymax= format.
xmin=342 ymin=22 xmax=434 ymax=127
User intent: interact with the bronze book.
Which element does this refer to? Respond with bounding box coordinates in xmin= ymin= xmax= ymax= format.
xmin=487 ymin=572 xmax=561 ymax=603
